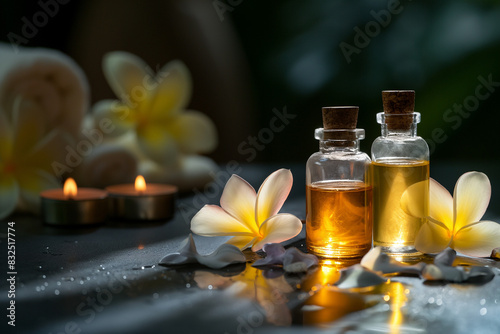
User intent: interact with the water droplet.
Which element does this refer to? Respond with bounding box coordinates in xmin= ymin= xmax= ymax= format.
xmin=57 ymin=281 xmax=61 ymax=286
xmin=404 ymin=289 xmax=410 ymax=294
xmin=55 ymin=290 xmax=60 ymax=295
xmin=436 ymin=299 xmax=443 ymax=306
xmin=208 ymin=285 xmax=213 ymax=290
xmin=44 ymin=282 xmax=48 ymax=286
xmin=480 ymin=308 xmax=487 ymax=316
xmin=123 ymin=275 xmax=127 ymax=280
xmin=42 ymin=275 xmax=46 ymax=279
xmin=186 ymin=283 xmax=191 ymax=288
xmin=428 ymin=297 xmax=435 ymax=304
xmin=40 ymin=285 xmax=45 ymax=291
xmin=86 ymin=277 xmax=91 ymax=281
xmin=36 ymin=286 xmax=41 ymax=292
xmin=153 ymin=293 xmax=159 ymax=299
xmin=79 ymin=280 xmax=84 ymax=285
xmin=60 ymin=267 xmax=64 ymax=270
xmin=383 ymin=295 xmax=390 ymax=302
xmin=480 ymin=298 xmax=486 ymax=305
xmin=38 ymin=266 xmax=42 ymax=269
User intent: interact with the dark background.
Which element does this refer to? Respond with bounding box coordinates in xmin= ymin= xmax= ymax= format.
xmin=1 ymin=0 xmax=500 ymax=194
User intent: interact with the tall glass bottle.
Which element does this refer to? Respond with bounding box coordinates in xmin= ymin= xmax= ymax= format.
xmin=306 ymin=106 xmax=372 ymax=259
xmin=371 ymin=90 xmax=429 ymax=256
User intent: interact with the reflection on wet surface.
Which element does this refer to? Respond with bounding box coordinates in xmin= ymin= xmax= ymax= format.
xmin=187 ymin=256 xmax=398 ymax=328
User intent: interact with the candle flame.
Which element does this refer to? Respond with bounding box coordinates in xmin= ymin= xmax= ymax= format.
xmin=63 ymin=178 xmax=78 ymax=199
xmin=135 ymin=175 xmax=146 ymax=193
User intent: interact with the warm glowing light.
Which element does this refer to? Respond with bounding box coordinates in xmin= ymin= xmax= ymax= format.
xmin=135 ymin=175 xmax=147 ymax=193
xmin=63 ymin=178 xmax=78 ymax=199
xmin=137 ymin=244 xmax=144 ymax=250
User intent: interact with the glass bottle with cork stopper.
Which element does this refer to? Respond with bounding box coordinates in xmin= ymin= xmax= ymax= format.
xmin=371 ymin=90 xmax=429 ymax=257
xmin=306 ymin=106 xmax=372 ymax=259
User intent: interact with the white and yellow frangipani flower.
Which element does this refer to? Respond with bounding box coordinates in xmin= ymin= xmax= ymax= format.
xmin=191 ymin=169 xmax=303 ymax=252
xmin=0 ymin=97 xmax=67 ymax=218
xmin=93 ymin=51 xmax=217 ymax=165
xmin=402 ymin=172 xmax=500 ymax=257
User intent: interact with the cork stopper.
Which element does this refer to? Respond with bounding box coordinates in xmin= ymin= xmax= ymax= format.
xmin=382 ymin=90 xmax=415 ymax=130
xmin=322 ymin=106 xmax=358 ymax=141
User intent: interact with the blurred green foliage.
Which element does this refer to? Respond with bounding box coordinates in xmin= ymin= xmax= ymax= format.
xmin=231 ymin=0 xmax=500 ymax=164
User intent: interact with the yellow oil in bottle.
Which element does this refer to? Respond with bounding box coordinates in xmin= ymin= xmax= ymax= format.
xmin=371 ymin=159 xmax=429 ymax=255
xmin=306 ymin=181 xmax=372 ymax=258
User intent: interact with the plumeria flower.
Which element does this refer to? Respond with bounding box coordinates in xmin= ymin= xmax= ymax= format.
xmin=92 ymin=51 xmax=217 ymax=165
xmin=401 ymin=172 xmax=500 ymax=257
xmin=0 ymin=97 xmax=67 ymax=218
xmin=191 ymin=169 xmax=303 ymax=252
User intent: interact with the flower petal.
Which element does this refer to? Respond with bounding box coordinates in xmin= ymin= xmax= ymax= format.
xmin=361 ymin=247 xmax=424 ymax=275
xmin=160 ymin=234 xmax=246 ymax=269
xmin=252 ymin=243 xmax=286 ymax=267
xmin=453 ymin=220 xmax=500 ymax=257
xmin=92 ymin=100 xmax=136 ymax=137
xmin=170 ymin=111 xmax=218 ymax=154
xmin=429 ymin=178 xmax=454 ymax=231
xmin=400 ymin=180 xmax=429 ymax=219
xmin=226 ymin=236 xmax=257 ymax=250
xmin=148 ymin=60 xmax=192 ymax=118
xmin=220 ymin=174 xmax=258 ymax=234
xmin=255 ymin=169 xmax=293 ymax=226
xmin=453 ymin=172 xmax=491 ymax=231
xmin=103 ymin=51 xmax=153 ymax=108
xmin=415 ymin=220 xmax=452 ymax=254
xmin=196 ymin=243 xmax=246 ymax=269
xmin=191 ymin=205 xmax=254 ymax=236
xmin=0 ymin=175 xmax=19 ymax=219
xmin=335 ymin=264 xmax=387 ymax=289
xmin=136 ymin=123 xmax=179 ymax=165
xmin=252 ymin=213 xmax=302 ymax=252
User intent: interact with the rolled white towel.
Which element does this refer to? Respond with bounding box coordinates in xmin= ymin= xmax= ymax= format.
xmin=139 ymin=155 xmax=218 ymax=192
xmin=0 ymin=43 xmax=89 ymax=136
xmin=76 ymin=144 xmax=138 ymax=188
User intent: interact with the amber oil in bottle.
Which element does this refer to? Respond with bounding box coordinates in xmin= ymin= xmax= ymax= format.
xmin=306 ymin=106 xmax=372 ymax=258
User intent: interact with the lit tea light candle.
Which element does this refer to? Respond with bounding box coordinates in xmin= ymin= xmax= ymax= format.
xmin=105 ymin=175 xmax=178 ymax=221
xmin=40 ymin=178 xmax=108 ymax=225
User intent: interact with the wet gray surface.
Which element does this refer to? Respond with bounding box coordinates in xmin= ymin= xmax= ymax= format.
xmin=1 ymin=163 xmax=500 ymax=334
